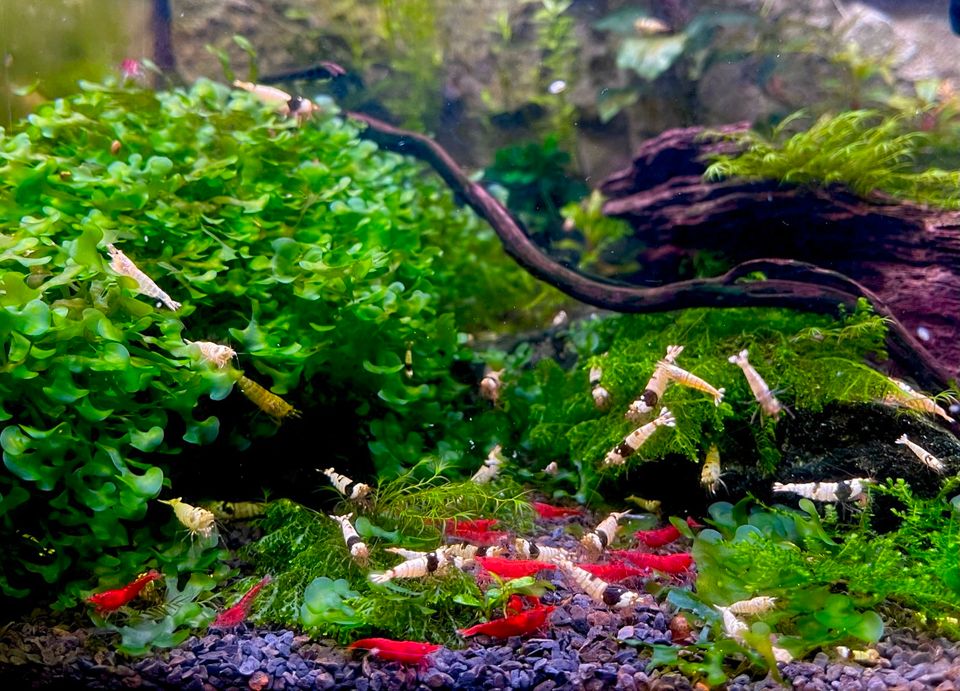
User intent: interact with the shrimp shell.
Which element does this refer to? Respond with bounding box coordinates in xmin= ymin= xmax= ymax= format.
xmin=658 ymin=361 xmax=724 ymax=405
xmin=237 ymin=374 xmax=302 ymax=423
xmin=159 ymin=498 xmax=216 ymax=539
xmin=556 ymin=559 xmax=644 ymax=609
xmin=581 ymin=511 xmax=630 ymax=555
xmin=772 ymin=478 xmax=873 ymax=503
xmin=471 ymin=444 xmax=504 ymax=484
xmin=726 ymin=595 xmax=777 ymax=615
xmin=323 ymin=467 xmax=372 ymax=500
xmin=895 ymin=434 xmax=946 ymax=474
xmin=728 ymin=350 xmax=782 ymax=419
xmin=883 ymin=379 xmax=955 ymax=423
xmin=514 ymin=538 xmax=574 ymax=563
xmin=604 ymin=407 xmax=675 ymax=467
xmin=370 ymin=550 xmax=447 ymax=584
xmin=329 ymin=512 xmax=369 ymax=564
xmin=187 ymin=340 xmax=236 ymax=369
xmin=715 ymin=605 xmax=748 ymax=644
xmin=107 ymin=244 xmax=181 ymax=311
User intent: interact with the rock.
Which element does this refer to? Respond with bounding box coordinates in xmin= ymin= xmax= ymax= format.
xmin=248 ymin=670 xmax=271 ymax=690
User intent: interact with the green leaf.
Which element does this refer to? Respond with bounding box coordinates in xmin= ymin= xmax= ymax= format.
xmin=130 ymin=426 xmax=165 ymax=452
xmin=354 ymin=516 xmax=399 ymax=542
xmin=617 ymin=35 xmax=688 ymax=81
xmin=183 ymin=416 xmax=220 ymax=445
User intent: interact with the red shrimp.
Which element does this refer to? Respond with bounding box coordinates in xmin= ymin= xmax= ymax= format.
xmin=448 ymin=529 xmax=511 ymax=546
xmin=459 ymin=605 xmax=555 ymax=638
xmin=348 ymin=638 xmax=442 ymax=665
xmin=578 ymin=563 xmax=648 ymax=582
xmin=634 ymin=517 xmax=702 ymax=548
xmin=210 ymin=575 xmax=272 ymax=629
xmin=476 ymin=557 xmax=556 ymax=580
xmin=608 ymin=551 xmax=694 ymax=574
xmin=87 ymin=570 xmax=161 ymax=613
xmin=531 ymin=502 xmax=584 ymax=519
xmin=446 ymin=518 xmax=499 ymax=534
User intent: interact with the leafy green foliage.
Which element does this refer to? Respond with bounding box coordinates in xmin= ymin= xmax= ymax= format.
xmin=0 ymin=76 xmax=555 ymax=604
xmin=557 ymin=191 xmax=636 ymax=276
xmin=705 ymin=110 xmax=960 ymax=207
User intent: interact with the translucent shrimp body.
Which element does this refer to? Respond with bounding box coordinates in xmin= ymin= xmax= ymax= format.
xmin=728 ymin=349 xmax=783 ymax=419
xmin=107 ymin=244 xmax=181 ymax=311
xmin=471 ymin=444 xmax=504 ymax=484
xmin=701 ymin=444 xmax=725 ymax=495
xmin=159 ymin=498 xmax=216 ymax=539
xmin=884 ymin=379 xmax=955 ymax=423
xmin=726 ymin=595 xmax=777 ymax=616
xmin=657 ymin=361 xmax=724 ymax=406
xmin=604 ymin=408 xmax=676 ymax=467
xmin=329 ymin=512 xmax=369 ymax=564
xmin=895 ymin=434 xmax=946 ymax=474
xmin=232 ymin=80 xmax=318 ymax=121
xmin=187 ymin=340 xmax=237 ymax=369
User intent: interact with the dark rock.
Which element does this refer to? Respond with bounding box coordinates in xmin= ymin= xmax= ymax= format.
xmin=423 ymin=671 xmax=455 ymax=689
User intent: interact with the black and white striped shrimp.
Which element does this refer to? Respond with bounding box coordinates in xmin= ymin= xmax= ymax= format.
xmin=323 ymin=467 xmax=372 ymax=501
xmin=107 ymin=244 xmax=181 ymax=311
xmin=187 ymin=340 xmax=237 ymax=369
xmin=232 ymin=80 xmax=318 ymax=122
xmin=726 ymin=595 xmax=777 ymax=616
xmin=479 ymin=368 xmax=503 ymax=405
xmin=895 ymin=434 xmax=946 ymax=474
xmin=236 ymin=374 xmax=302 ymax=424
xmin=700 ymin=444 xmax=726 ymax=495
xmin=369 ymin=549 xmax=448 ymax=584
xmin=883 ymin=379 xmax=955 ymax=423
xmin=728 ymin=349 xmax=783 ymax=419
xmin=385 ymin=546 xmax=427 ymax=560
xmin=589 ymin=366 xmax=611 ymax=410
xmin=772 ymin=478 xmax=873 ymax=503
xmin=604 ymin=407 xmax=676 ymax=467
xmin=626 ymin=345 xmax=684 ymax=419
xmin=555 ymin=559 xmax=644 ymax=609
xmin=581 ymin=510 xmax=630 ymax=555
xmin=471 ymin=444 xmax=504 ymax=484
xmin=514 ymin=538 xmax=574 ymax=563
xmin=444 ymin=543 xmax=505 ymax=566
xmin=657 ymin=361 xmax=724 ymax=406
xmin=329 ymin=512 xmax=369 ymax=564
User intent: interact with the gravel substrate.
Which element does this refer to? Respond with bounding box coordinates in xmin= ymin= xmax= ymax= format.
xmin=4 ymin=517 xmax=960 ymax=689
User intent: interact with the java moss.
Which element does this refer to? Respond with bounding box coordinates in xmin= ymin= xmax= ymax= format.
xmin=243 ymin=475 xmax=532 ymax=644
xmin=704 ymin=110 xmax=960 ymax=207
xmin=500 ymin=302 xmax=904 ymax=494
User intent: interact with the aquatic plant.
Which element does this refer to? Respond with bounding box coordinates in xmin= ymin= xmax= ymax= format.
xmin=704 ymin=110 xmax=960 ymax=207
xmin=0 ymin=76 xmax=556 ymax=604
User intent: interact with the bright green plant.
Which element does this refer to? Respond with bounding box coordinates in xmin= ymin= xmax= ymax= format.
xmin=704 ymin=110 xmax=960 ymax=207
xmin=0 ymin=75 xmax=557 ymax=605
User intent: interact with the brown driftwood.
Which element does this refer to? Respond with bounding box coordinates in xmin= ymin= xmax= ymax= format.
xmin=347 ymin=112 xmax=956 ymax=400
xmin=600 ymin=123 xmax=960 ymax=385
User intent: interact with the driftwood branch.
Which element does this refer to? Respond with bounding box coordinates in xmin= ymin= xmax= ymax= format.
xmin=346 ymin=112 xmax=956 ymax=397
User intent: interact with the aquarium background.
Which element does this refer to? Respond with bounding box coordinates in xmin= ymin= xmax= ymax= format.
xmin=0 ymin=1 xmax=959 ymax=689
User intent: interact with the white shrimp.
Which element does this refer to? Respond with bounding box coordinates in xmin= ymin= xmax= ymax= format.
xmin=589 ymin=366 xmax=611 ymax=410
xmin=626 ymin=345 xmax=684 ymax=419
xmin=329 ymin=512 xmax=369 ymax=564
xmin=542 ymin=461 xmax=559 ymax=476
xmin=772 ymin=479 xmax=873 ymax=503
xmin=728 ymin=349 xmax=783 ymax=419
xmin=186 ymin=340 xmax=236 ymax=369
xmin=514 ymin=538 xmax=575 ymax=563
xmin=895 ymin=434 xmax=946 ymax=474
xmin=471 ymin=444 xmax=504 ymax=484
xmin=232 ymin=80 xmax=318 ymax=122
xmin=555 ymin=559 xmax=644 ymax=609
xmin=581 ymin=510 xmax=631 ymax=555
xmin=323 ymin=468 xmax=372 ymax=501
xmin=715 ymin=605 xmax=748 ymax=644
xmin=369 ymin=549 xmax=448 ymax=584
xmin=107 ymin=244 xmax=181 ymax=311
xmin=604 ymin=408 xmax=676 ymax=467
xmin=726 ymin=596 xmax=777 ymax=616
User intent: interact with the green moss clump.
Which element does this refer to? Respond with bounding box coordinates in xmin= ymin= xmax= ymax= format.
xmin=704 ymin=110 xmax=960 ymax=207
xmin=502 ymin=302 xmax=903 ymax=490
xmin=245 ymin=475 xmax=532 ymax=644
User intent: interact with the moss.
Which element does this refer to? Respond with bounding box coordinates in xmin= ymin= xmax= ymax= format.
xmin=704 ymin=110 xmax=960 ymax=207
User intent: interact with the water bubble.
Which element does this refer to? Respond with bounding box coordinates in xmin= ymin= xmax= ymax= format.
xmin=548 ymin=80 xmax=567 ymax=95
xmin=916 ymin=326 xmax=931 ymax=342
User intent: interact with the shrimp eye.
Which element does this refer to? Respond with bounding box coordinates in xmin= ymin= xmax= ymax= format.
xmin=287 ymin=95 xmax=303 ymax=112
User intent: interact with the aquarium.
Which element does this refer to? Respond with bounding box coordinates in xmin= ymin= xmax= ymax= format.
xmin=1 ymin=0 xmax=959 ymax=689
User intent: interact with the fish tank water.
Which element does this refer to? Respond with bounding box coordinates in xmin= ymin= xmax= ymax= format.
xmin=1 ymin=0 xmax=959 ymax=688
